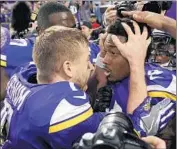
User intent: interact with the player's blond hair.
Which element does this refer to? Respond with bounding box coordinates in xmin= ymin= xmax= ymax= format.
xmin=33 ymin=26 xmax=89 ymax=82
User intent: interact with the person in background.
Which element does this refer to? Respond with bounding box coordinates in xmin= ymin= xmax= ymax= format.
xmin=150 ymin=30 xmax=176 ymax=71
xmin=11 ymin=1 xmax=32 ymax=39
xmin=80 ymin=0 xmax=91 ymax=22
xmin=67 ymin=0 xmax=81 ymax=28
xmin=93 ymin=3 xmax=102 ymax=25
xmin=1 ymin=2 xmax=34 ymax=102
xmin=81 ymin=21 xmax=93 ymax=40
xmin=90 ymin=13 xmax=101 ymax=29
xmin=36 ymin=2 xmax=76 ymax=34
xmin=36 ymin=2 xmax=100 ymax=64
xmin=81 ymin=21 xmax=100 ymax=64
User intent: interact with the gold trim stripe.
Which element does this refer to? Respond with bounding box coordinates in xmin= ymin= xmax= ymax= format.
xmin=148 ymin=91 xmax=176 ymax=101
xmin=49 ymin=108 xmax=93 ymax=133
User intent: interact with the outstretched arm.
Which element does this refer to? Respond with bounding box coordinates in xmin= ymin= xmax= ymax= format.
xmin=122 ymin=11 xmax=176 ymax=39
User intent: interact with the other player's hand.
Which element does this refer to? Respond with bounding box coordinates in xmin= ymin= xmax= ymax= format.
xmin=121 ymin=11 xmax=164 ymax=30
xmin=111 ymin=20 xmax=151 ymax=67
xmin=104 ymin=6 xmax=117 ymax=26
xmin=142 ymin=136 xmax=166 ymax=149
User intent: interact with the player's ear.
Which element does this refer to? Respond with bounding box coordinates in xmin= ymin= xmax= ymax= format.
xmin=62 ymin=61 xmax=73 ymax=78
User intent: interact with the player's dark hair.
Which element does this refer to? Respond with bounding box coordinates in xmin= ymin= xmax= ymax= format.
xmin=107 ymin=18 xmax=152 ymax=60
xmin=162 ymin=1 xmax=172 ymax=11
xmin=11 ymin=2 xmax=31 ymax=33
xmin=107 ymin=18 xmax=151 ymax=41
xmin=37 ymin=2 xmax=72 ymax=30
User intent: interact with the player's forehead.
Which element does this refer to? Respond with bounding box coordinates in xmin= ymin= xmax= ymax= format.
xmin=104 ymin=34 xmax=126 ymax=46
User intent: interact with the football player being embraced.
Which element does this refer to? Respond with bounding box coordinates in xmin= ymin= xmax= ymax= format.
xmin=94 ymin=17 xmax=176 ymax=148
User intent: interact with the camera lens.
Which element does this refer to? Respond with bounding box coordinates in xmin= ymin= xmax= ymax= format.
xmin=99 ymin=112 xmax=134 ymax=133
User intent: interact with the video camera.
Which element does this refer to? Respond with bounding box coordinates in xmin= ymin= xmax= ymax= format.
xmin=116 ymin=1 xmax=172 ymax=18
xmin=73 ymin=112 xmax=152 ymax=149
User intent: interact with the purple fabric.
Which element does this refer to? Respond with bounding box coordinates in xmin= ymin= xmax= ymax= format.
xmin=1 ymin=23 xmax=10 ymax=30
xmin=165 ymin=1 xmax=176 ymax=20
xmin=76 ymin=11 xmax=81 ymax=23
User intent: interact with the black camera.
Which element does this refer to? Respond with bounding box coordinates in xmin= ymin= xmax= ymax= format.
xmin=73 ymin=112 xmax=152 ymax=149
xmin=116 ymin=1 xmax=171 ymax=18
xmin=142 ymin=1 xmax=163 ymax=14
xmin=115 ymin=1 xmax=136 ymax=18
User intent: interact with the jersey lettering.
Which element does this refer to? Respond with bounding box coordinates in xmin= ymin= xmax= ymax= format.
xmin=7 ymin=75 xmax=31 ymax=110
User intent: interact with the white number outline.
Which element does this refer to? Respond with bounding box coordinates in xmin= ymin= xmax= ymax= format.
xmin=1 ymin=99 xmax=14 ymax=136
xmin=10 ymin=39 xmax=28 ymax=47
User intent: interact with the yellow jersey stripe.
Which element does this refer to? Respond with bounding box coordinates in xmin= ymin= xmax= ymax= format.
xmin=133 ymin=129 xmax=140 ymax=137
xmin=148 ymin=91 xmax=176 ymax=101
xmin=0 ymin=60 xmax=7 ymax=67
xmin=49 ymin=108 xmax=93 ymax=133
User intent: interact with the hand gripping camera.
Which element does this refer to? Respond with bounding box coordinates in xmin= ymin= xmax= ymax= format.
xmin=116 ymin=1 xmax=172 ymax=18
xmin=73 ymin=112 xmax=152 ymax=149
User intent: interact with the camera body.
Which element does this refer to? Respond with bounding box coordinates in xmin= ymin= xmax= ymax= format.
xmin=73 ymin=112 xmax=152 ymax=149
xmin=115 ymin=1 xmax=136 ymax=18
xmin=116 ymin=1 xmax=170 ymax=18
